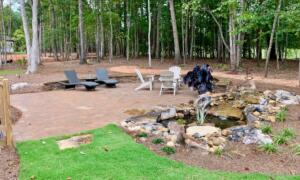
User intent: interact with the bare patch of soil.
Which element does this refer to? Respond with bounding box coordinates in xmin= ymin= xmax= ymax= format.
xmin=0 ymin=147 xmax=19 ymax=180
xmin=133 ymin=105 xmax=300 ymax=175
xmin=57 ymin=134 xmax=93 ymax=150
xmin=11 ymin=106 xmax=22 ymax=124
xmin=124 ymin=109 xmax=147 ymax=116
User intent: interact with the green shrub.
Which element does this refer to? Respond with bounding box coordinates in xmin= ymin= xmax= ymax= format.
xmin=214 ymin=147 xmax=223 ymax=156
xmin=274 ymin=128 xmax=295 ymax=145
xmin=152 ymin=138 xmax=164 ymax=144
xmin=281 ymin=128 xmax=296 ymax=139
xmin=161 ymin=146 xmax=176 ymax=155
xmin=176 ymin=119 xmax=186 ymax=125
xmin=295 ymin=145 xmax=300 ymax=156
xmin=259 ymin=143 xmax=278 ymax=154
xmin=261 ymin=125 xmax=272 ymax=134
xmin=136 ymin=132 xmax=148 ymax=138
xmin=276 ymin=110 xmax=287 ymax=122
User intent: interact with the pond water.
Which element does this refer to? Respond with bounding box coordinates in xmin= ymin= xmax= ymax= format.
xmin=204 ymin=115 xmax=242 ymax=129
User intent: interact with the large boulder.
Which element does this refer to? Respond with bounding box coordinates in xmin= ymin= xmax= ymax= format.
xmin=274 ymin=90 xmax=300 ymax=105
xmin=186 ymin=126 xmax=221 ymax=138
xmin=168 ymin=121 xmax=185 ymax=144
xmin=208 ymin=103 xmax=243 ymax=120
xmin=228 ymin=126 xmax=272 ymax=145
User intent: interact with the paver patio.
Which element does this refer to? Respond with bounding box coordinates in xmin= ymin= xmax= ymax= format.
xmin=11 ymin=83 xmax=196 ymax=141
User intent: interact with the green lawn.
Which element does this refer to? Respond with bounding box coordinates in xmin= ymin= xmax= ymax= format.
xmin=0 ymin=69 xmax=24 ymax=76
xmin=17 ymin=124 xmax=299 ymax=180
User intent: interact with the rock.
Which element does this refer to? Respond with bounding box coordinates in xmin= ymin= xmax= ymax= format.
xmin=185 ymin=139 xmax=209 ymax=150
xmin=139 ymin=137 xmax=147 ymax=142
xmin=190 ymin=110 xmax=196 ymax=116
xmin=222 ymin=129 xmax=231 ymax=136
xmin=168 ymin=121 xmax=185 ymax=144
xmin=11 ymin=82 xmax=29 ymax=91
xmin=212 ymin=137 xmax=223 ymax=146
xmin=229 ymin=126 xmax=272 ymax=145
xmin=269 ymin=100 xmax=276 ymax=106
xmin=166 ymin=141 xmax=175 ymax=147
xmin=253 ymin=111 xmax=261 ymax=116
xmin=232 ymin=100 xmax=246 ymax=109
xmin=186 ymin=126 xmax=221 ymax=138
xmin=128 ymin=126 xmax=141 ymax=132
xmin=242 ymin=95 xmax=260 ymax=104
xmin=160 ymin=107 xmax=177 ymax=120
xmin=208 ymin=104 xmax=243 ymax=120
xmin=263 ymin=90 xmax=276 ymax=100
xmin=176 ymin=113 xmax=184 ymax=118
xmin=275 ymin=90 xmax=300 ymax=105
xmin=254 ymin=121 xmax=261 ymax=128
xmin=266 ymin=116 xmax=276 ymax=123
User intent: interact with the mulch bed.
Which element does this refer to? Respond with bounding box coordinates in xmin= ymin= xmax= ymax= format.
xmin=0 ymin=106 xmax=21 ymax=180
xmin=133 ymin=105 xmax=300 ymax=175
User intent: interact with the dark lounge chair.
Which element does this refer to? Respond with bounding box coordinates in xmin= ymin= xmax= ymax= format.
xmin=61 ymin=70 xmax=98 ymax=90
xmin=95 ymin=68 xmax=118 ymax=87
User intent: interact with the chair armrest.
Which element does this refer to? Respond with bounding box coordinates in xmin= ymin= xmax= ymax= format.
xmin=146 ymin=75 xmax=155 ymax=82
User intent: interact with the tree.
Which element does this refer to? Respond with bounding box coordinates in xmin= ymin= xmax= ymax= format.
xmin=147 ymin=0 xmax=151 ymax=67
xmin=29 ymin=0 xmax=39 ymax=73
xmin=264 ymin=0 xmax=282 ymax=78
xmin=168 ymin=0 xmax=181 ymax=64
xmin=78 ymin=0 xmax=86 ymax=64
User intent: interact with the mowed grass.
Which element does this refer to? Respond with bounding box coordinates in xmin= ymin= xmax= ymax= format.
xmin=17 ymin=124 xmax=299 ymax=180
xmin=0 ymin=69 xmax=24 ymax=76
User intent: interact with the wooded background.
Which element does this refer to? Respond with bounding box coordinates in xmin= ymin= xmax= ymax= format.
xmin=0 ymin=0 xmax=299 ymax=76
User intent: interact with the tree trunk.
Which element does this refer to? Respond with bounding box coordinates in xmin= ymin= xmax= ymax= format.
xmin=264 ymin=0 xmax=282 ymax=77
xmin=147 ymin=0 xmax=152 ymax=67
xmin=108 ymin=1 xmax=113 ymax=63
xmin=96 ymin=1 xmax=100 ymax=62
xmin=99 ymin=0 xmax=104 ymax=59
xmin=29 ymin=0 xmax=39 ymax=73
xmin=20 ymin=0 xmax=31 ymax=70
xmin=155 ymin=1 xmax=161 ymax=59
xmin=78 ymin=0 xmax=86 ymax=64
xmin=126 ymin=0 xmax=130 ymax=61
xmin=168 ymin=0 xmax=181 ymax=64
xmin=229 ymin=8 xmax=237 ymax=71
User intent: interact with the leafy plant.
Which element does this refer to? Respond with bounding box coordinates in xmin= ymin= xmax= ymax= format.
xmin=261 ymin=125 xmax=273 ymax=134
xmin=274 ymin=128 xmax=295 ymax=145
xmin=214 ymin=147 xmax=223 ymax=156
xmin=281 ymin=128 xmax=296 ymax=139
xmin=136 ymin=132 xmax=148 ymax=138
xmin=176 ymin=119 xmax=186 ymax=125
xmin=152 ymin=138 xmax=164 ymax=144
xmin=276 ymin=110 xmax=287 ymax=122
xmin=259 ymin=143 xmax=278 ymax=154
xmin=161 ymin=146 xmax=176 ymax=155
xmin=196 ymin=107 xmax=207 ymax=125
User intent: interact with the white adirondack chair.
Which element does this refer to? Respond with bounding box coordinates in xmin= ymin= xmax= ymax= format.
xmin=169 ymin=66 xmax=182 ymax=87
xmin=135 ymin=69 xmax=154 ymax=91
xmin=159 ymin=71 xmax=177 ymax=96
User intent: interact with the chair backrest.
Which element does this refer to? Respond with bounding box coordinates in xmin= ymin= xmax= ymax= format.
xmin=159 ymin=71 xmax=175 ymax=86
xmin=96 ymin=68 xmax=109 ymax=81
xmin=64 ymin=70 xmax=80 ymax=84
xmin=169 ymin=66 xmax=181 ymax=80
xmin=135 ymin=69 xmax=145 ymax=83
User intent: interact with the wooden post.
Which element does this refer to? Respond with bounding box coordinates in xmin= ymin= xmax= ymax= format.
xmin=0 ymin=78 xmax=14 ymax=148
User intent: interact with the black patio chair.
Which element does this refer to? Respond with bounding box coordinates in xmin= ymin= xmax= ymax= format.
xmin=61 ymin=70 xmax=98 ymax=90
xmin=95 ymin=68 xmax=118 ymax=87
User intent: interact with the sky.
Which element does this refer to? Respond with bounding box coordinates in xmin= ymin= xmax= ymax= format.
xmin=3 ymin=0 xmax=19 ymax=12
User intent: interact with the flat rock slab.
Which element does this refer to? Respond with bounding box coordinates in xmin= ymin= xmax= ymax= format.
xmin=57 ymin=134 xmax=93 ymax=150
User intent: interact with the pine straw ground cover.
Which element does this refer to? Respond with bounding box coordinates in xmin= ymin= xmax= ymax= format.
xmin=17 ymin=124 xmax=299 ymax=180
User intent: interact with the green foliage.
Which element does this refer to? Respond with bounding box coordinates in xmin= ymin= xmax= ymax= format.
xmin=261 ymin=125 xmax=273 ymax=134
xmin=136 ymin=132 xmax=148 ymax=138
xmin=0 ymin=69 xmax=24 ymax=76
xmin=152 ymin=138 xmax=164 ymax=145
xmin=259 ymin=143 xmax=278 ymax=154
xmin=13 ymin=29 xmax=26 ymax=52
xmin=276 ymin=109 xmax=287 ymax=122
xmin=214 ymin=147 xmax=223 ymax=156
xmin=16 ymin=58 xmax=27 ymax=67
xmin=274 ymin=128 xmax=295 ymax=145
xmin=161 ymin=146 xmax=176 ymax=155
xmin=176 ymin=119 xmax=186 ymax=125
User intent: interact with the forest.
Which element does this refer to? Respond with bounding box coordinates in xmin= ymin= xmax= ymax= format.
xmin=0 ymin=0 xmax=300 ymax=77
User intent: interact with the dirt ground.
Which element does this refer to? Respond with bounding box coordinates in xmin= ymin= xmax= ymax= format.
xmin=0 ymin=107 xmax=21 ymax=180
xmin=1 ymin=57 xmax=300 ymax=178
